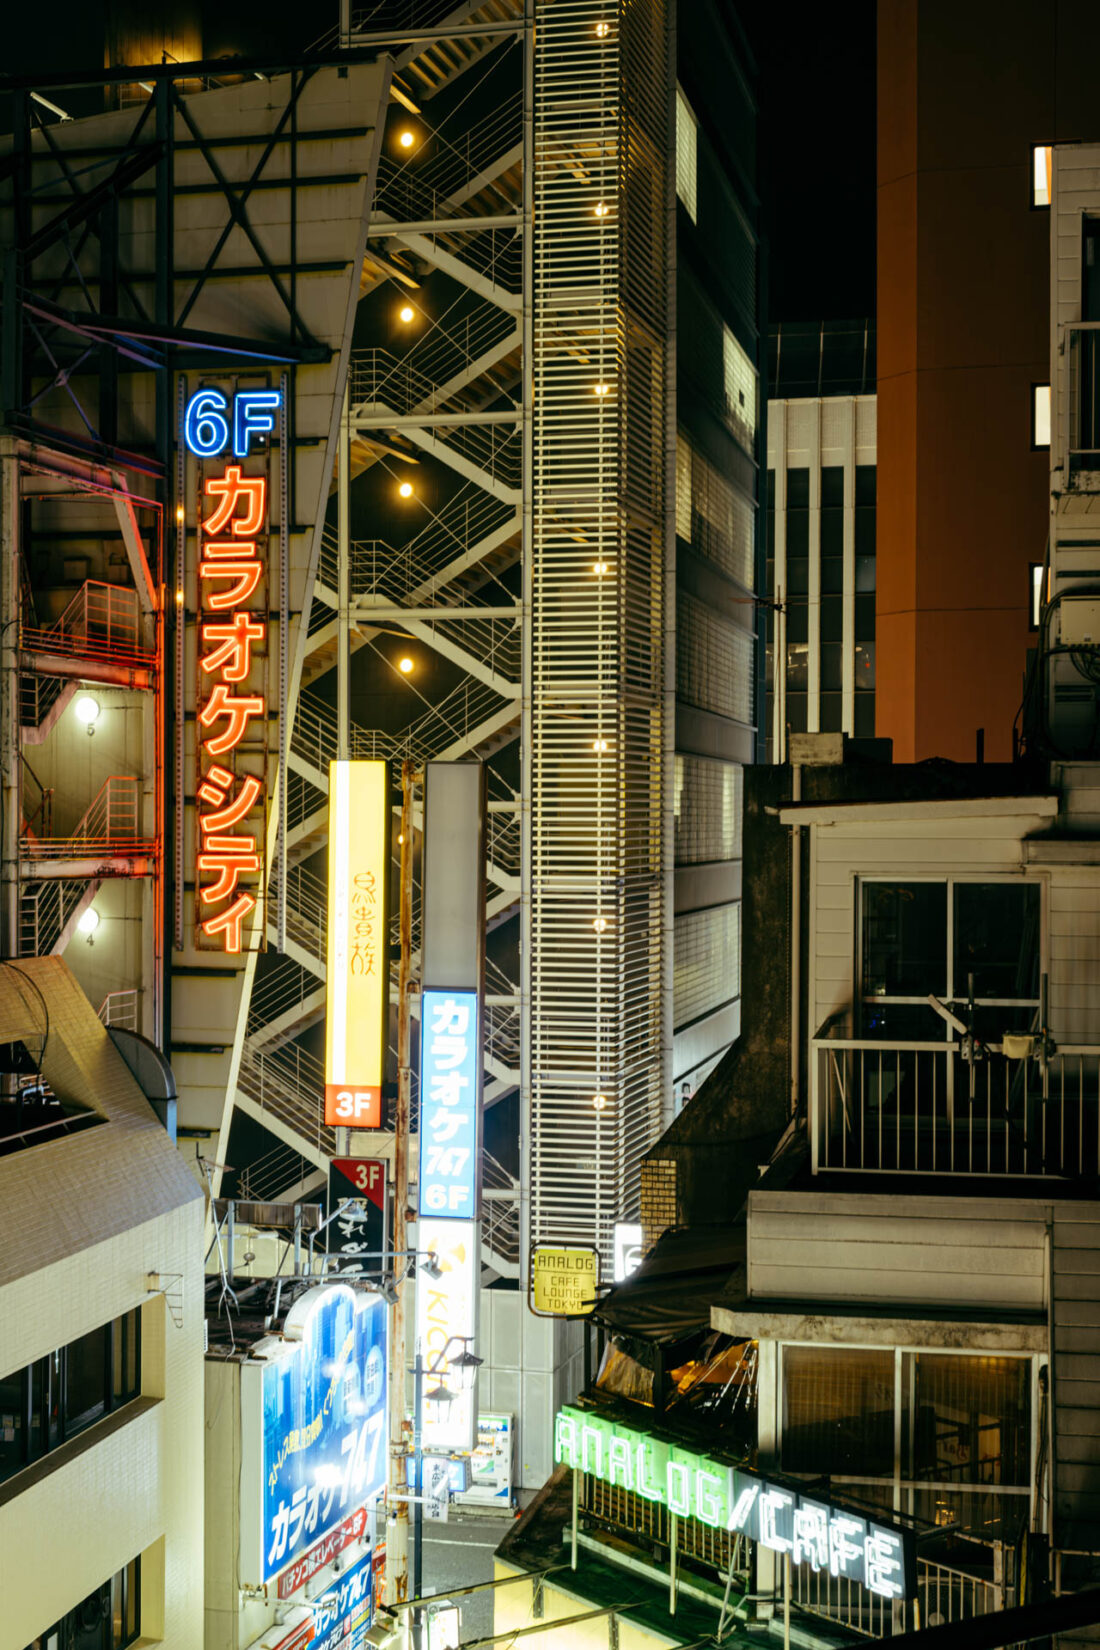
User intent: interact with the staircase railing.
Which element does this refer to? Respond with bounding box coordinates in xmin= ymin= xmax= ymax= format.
xmin=18 ymin=878 xmax=96 ymax=957
xmin=97 ymin=989 xmax=139 ymax=1031
xmin=294 ymin=674 xmax=518 ymax=779
xmin=25 ymin=775 xmax=154 ymax=859
xmin=237 ymin=1037 xmax=335 ymax=1158
xmin=21 ymin=581 xmax=151 ymax=670
xmin=375 ymin=92 xmax=522 ymax=223
xmin=319 ymin=485 xmax=517 ymax=603
xmin=238 ymin=1138 xmax=318 ymax=1202
xmin=350 ymin=305 xmax=518 ymax=416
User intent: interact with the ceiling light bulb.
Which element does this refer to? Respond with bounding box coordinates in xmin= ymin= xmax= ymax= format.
xmin=398 ymin=481 xmax=414 ymax=499
xmin=398 ymin=657 xmax=414 ymax=674
xmin=594 ymin=202 xmax=609 ymax=217
xmin=399 ymin=130 xmax=415 ymax=149
xmin=593 ymin=917 xmax=607 ymax=932
xmin=77 ymin=907 xmax=100 ymax=935
xmin=593 ymin=562 xmax=608 ymax=574
xmin=596 ymin=21 xmax=610 ymax=36
xmin=592 ymin=738 xmax=608 ymax=752
xmin=74 ymin=694 xmax=100 ymax=726
xmin=593 ymin=1093 xmax=608 ymax=1110
xmin=594 ymin=382 xmax=610 ymax=396
xmin=399 ymin=304 xmax=415 ymax=323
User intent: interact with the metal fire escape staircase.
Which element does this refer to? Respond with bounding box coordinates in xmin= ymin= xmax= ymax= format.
xmin=225 ymin=6 xmax=525 ymax=1276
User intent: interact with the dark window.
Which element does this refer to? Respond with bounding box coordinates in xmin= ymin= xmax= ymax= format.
xmin=820 ymin=596 xmax=843 ymax=645
xmin=786 ymin=508 xmax=808 ymax=557
xmin=854 ymin=695 xmax=875 ymax=738
xmin=863 ymin=881 xmax=948 ymax=999
xmin=1 ymin=1309 xmax=140 ymax=1485
xmin=27 ymin=1558 xmax=140 ymax=1650
xmin=821 ymin=465 xmax=844 ymax=507
xmin=0 ymin=1367 xmax=24 ymax=1482
xmin=819 ymin=692 xmax=843 ymax=733
xmin=855 ymin=464 xmax=876 ymax=506
xmin=787 ymin=597 xmax=808 ymax=645
xmin=787 ymin=693 xmax=807 ymax=734
xmin=66 ymin=1325 xmax=109 ymax=1437
xmin=820 ymin=507 xmax=843 ymax=558
xmin=783 ymin=1347 xmax=895 ymax=1478
xmin=787 ymin=467 xmax=810 ymax=508
xmin=855 ymin=593 xmax=876 ymax=641
xmin=820 ymin=643 xmax=843 ymax=692
xmin=855 ymin=554 xmax=876 ymax=593
xmin=786 ymin=643 xmax=808 ymax=690
xmin=954 ymin=882 xmax=1040 ymax=1001
xmin=786 ymin=559 xmax=809 ymax=597
xmin=855 ymin=504 xmax=876 ymax=557
xmin=821 ymin=555 xmax=844 ymax=594
xmin=855 ymin=640 xmax=875 ymax=690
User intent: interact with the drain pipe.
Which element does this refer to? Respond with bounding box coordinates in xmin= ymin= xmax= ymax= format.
xmin=789 ymin=761 xmax=802 ymax=1118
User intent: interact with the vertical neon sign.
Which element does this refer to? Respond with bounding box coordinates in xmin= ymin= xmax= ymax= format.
xmin=184 ymin=387 xmax=280 ymax=954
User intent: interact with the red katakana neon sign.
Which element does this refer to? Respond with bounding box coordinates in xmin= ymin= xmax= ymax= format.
xmin=193 ymin=444 xmax=272 ymax=953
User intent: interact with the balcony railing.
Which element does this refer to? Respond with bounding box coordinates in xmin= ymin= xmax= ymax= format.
xmin=812 ymin=1032 xmax=1100 ymax=1178
xmin=23 ymin=776 xmax=155 ymax=861
xmin=1067 ymin=324 xmax=1100 ymax=481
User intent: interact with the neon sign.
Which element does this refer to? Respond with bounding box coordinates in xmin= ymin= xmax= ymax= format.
xmin=418 ymin=989 xmax=479 ymax=1218
xmin=553 ymin=1406 xmax=915 ymax=1601
xmin=185 ymin=386 xmax=280 ymax=953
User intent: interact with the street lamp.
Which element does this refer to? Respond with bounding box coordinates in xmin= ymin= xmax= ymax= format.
xmin=410 ymin=1335 xmax=482 ymax=1633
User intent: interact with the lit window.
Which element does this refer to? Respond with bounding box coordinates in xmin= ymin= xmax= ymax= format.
xmin=676 ymin=87 xmax=697 ymax=224
xmin=676 ymin=436 xmax=692 ymax=540
xmin=1031 ymin=144 xmax=1052 ymax=208
xmin=1032 ymin=383 xmax=1051 ymax=449
xmin=722 ymin=326 xmax=758 ymax=449
xmin=1031 ymin=562 xmax=1045 ymax=629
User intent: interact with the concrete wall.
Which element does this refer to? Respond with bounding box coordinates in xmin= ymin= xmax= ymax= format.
xmin=478 ymin=1290 xmax=584 ymax=1488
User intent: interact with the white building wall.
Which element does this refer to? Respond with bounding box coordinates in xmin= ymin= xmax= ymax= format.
xmin=0 ymin=960 xmax=205 ymax=1649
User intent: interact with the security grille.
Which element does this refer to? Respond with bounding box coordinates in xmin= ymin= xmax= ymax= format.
xmin=528 ymin=0 xmax=670 ymax=1262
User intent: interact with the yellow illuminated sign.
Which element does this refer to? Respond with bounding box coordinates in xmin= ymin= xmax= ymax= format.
xmin=529 ymin=1245 xmax=600 ymax=1317
xmin=325 ymin=760 xmax=387 ymax=1128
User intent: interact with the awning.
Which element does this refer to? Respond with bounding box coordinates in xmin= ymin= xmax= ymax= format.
xmin=593 ymin=1223 xmax=745 ymax=1349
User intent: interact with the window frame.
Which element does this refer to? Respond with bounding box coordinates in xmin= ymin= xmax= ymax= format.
xmin=778 ymin=1341 xmax=1041 ymax=1540
xmin=856 ymin=874 xmax=1046 ymax=1039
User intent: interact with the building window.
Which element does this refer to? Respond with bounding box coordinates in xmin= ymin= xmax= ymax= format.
xmin=676 ymin=87 xmax=697 ymax=223
xmin=0 ymin=1307 xmax=141 ymax=1485
xmin=860 ymin=878 xmax=1041 ymax=1041
xmin=1031 ymin=143 xmax=1052 ymax=208
xmin=722 ymin=324 xmax=757 ymax=453
xmin=782 ymin=1346 xmax=1033 ymax=1542
xmin=22 ymin=1557 xmax=140 ymax=1650
xmin=1032 ymin=383 xmax=1051 ymax=449
xmin=1030 ymin=562 xmax=1045 ymax=630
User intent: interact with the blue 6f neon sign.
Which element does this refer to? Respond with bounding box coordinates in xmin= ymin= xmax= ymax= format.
xmin=183 ymin=387 xmax=283 ymax=459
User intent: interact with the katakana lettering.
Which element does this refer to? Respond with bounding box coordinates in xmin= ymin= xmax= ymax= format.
xmin=198 ymin=557 xmax=263 ymax=610
xmin=200 ymin=682 xmax=265 ymax=756
xmin=197 ymin=768 xmax=263 ymax=833
xmin=204 ymin=466 xmax=267 ymax=536
xmin=201 ymin=892 xmax=255 ymax=954
xmin=200 ymin=612 xmax=266 ymax=683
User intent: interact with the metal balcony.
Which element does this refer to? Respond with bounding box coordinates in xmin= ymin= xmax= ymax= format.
xmin=812 ymin=1030 xmax=1100 ymax=1178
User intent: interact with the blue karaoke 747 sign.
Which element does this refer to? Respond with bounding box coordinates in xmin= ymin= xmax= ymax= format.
xmin=240 ymin=1284 xmax=388 ymax=1584
xmin=418 ymin=988 xmax=480 ymax=1220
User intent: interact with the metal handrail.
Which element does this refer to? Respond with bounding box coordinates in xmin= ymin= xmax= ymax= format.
xmin=21 ymin=580 xmax=152 ymax=669
xmin=26 ymin=775 xmax=155 ymax=858
xmin=98 ymin=989 xmax=139 ymax=1031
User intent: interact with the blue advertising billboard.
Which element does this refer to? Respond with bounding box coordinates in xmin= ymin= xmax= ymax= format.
xmin=418 ymin=988 xmax=480 ymax=1220
xmin=240 ymin=1284 xmax=388 ymax=1585
xmin=311 ymin=1548 xmax=373 ymax=1650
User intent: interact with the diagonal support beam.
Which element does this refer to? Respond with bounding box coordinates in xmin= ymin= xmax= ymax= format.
xmin=373 ymin=226 xmax=520 ymax=313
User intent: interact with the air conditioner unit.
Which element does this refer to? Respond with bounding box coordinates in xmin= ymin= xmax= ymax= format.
xmin=1061 ymin=597 xmax=1100 ymax=645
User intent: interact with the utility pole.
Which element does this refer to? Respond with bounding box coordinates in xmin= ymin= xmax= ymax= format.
xmin=385 ymin=759 xmax=416 ymax=1620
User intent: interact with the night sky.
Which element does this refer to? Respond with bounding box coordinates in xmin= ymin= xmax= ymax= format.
xmin=738 ymin=0 xmax=876 ymax=324
xmin=8 ymin=0 xmax=878 ymax=325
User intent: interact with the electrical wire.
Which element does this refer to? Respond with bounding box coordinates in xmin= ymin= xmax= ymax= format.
xmin=0 ymin=960 xmax=51 ymax=1089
